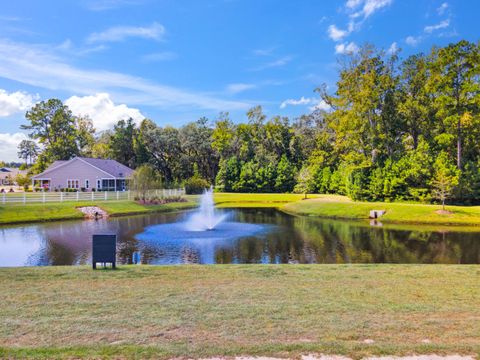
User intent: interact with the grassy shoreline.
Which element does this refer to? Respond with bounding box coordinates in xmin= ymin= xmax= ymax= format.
xmin=2 ymin=193 xmax=480 ymax=226
xmin=0 ymin=265 xmax=479 ymax=359
xmin=0 ymin=200 xmax=197 ymax=226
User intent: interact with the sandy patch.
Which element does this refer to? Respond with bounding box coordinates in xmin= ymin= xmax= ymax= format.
xmin=435 ymin=209 xmax=453 ymax=215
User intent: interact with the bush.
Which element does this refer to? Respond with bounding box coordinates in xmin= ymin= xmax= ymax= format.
xmin=184 ymin=176 xmax=209 ymax=194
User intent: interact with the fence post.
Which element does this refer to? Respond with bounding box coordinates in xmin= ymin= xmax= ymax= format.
xmin=128 ymin=190 xmax=130 ymax=200
xmin=43 ymin=192 xmax=45 ymax=203
xmin=116 ymin=191 xmax=119 ymax=200
xmin=60 ymin=192 xmax=63 ymax=202
xmin=92 ymin=191 xmax=94 ymax=201
xmin=104 ymin=191 xmax=107 ymax=200
xmin=76 ymin=191 xmax=79 ymax=201
xmin=23 ymin=192 xmax=26 ymax=204
xmin=2 ymin=193 xmax=5 ymax=204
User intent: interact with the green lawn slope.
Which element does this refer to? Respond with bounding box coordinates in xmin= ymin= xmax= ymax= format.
xmin=282 ymin=194 xmax=480 ymax=226
xmin=0 ymin=265 xmax=478 ymax=359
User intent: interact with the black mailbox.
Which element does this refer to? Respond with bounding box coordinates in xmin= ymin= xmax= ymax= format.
xmin=92 ymin=234 xmax=117 ymax=269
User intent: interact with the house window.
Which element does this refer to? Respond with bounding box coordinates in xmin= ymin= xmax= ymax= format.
xmin=67 ymin=179 xmax=79 ymax=189
xmin=85 ymin=179 xmax=90 ymax=189
xmin=97 ymin=179 xmax=101 ymax=190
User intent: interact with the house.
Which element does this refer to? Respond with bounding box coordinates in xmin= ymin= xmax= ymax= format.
xmin=32 ymin=157 xmax=134 ymax=191
xmin=0 ymin=167 xmax=28 ymax=186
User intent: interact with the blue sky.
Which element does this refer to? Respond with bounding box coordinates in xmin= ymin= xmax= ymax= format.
xmin=0 ymin=0 xmax=477 ymax=161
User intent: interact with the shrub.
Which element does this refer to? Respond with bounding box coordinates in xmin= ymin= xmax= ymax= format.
xmin=184 ymin=176 xmax=209 ymax=194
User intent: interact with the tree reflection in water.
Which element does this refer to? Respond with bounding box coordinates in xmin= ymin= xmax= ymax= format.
xmin=0 ymin=208 xmax=479 ymax=266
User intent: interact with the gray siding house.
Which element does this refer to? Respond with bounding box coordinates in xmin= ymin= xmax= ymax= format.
xmin=32 ymin=157 xmax=134 ymax=191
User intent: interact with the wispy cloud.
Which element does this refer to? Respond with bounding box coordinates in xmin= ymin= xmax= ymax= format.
xmin=405 ymin=35 xmax=421 ymax=46
xmin=327 ymin=0 xmax=393 ymax=53
xmin=252 ymin=47 xmax=277 ymax=57
xmin=85 ymin=0 xmax=145 ymax=11
xmin=349 ymin=0 xmax=393 ymax=20
xmin=387 ymin=41 xmax=398 ymax=54
xmin=0 ymin=39 xmax=251 ymax=112
xmin=251 ymin=55 xmax=293 ymax=71
xmin=437 ymin=2 xmax=448 ymax=15
xmin=87 ymin=22 xmax=165 ymax=43
xmin=225 ymin=83 xmax=256 ymax=94
xmin=424 ymin=19 xmax=450 ymax=33
xmin=141 ymin=51 xmax=177 ymax=63
xmin=406 ymin=17 xmax=451 ymax=47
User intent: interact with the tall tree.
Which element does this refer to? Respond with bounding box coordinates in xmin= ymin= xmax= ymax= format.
xmin=109 ymin=118 xmax=138 ymax=168
xmin=430 ymin=40 xmax=480 ymax=169
xmin=21 ymin=99 xmax=79 ymax=168
xmin=17 ymin=140 xmax=39 ymax=165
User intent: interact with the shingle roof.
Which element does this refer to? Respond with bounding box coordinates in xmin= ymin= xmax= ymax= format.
xmin=33 ymin=157 xmax=134 ymax=179
xmin=78 ymin=157 xmax=134 ymax=177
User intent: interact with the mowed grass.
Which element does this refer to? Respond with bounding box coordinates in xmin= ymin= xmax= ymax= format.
xmin=0 ymin=200 xmax=196 ymax=225
xmin=282 ymin=194 xmax=480 ymax=226
xmin=214 ymin=192 xmax=320 ymax=208
xmin=0 ymin=265 xmax=479 ymax=359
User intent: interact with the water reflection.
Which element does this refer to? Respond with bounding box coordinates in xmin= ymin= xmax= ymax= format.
xmin=0 ymin=208 xmax=479 ymax=266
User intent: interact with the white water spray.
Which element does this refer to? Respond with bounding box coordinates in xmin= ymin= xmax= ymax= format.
xmin=185 ymin=187 xmax=227 ymax=231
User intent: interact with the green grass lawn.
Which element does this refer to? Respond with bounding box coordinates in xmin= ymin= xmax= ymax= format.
xmin=213 ymin=192 xmax=320 ymax=208
xmin=0 ymin=265 xmax=478 ymax=359
xmin=282 ymin=194 xmax=480 ymax=226
xmin=0 ymin=200 xmax=196 ymax=225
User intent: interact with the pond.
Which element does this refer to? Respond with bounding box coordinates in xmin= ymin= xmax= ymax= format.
xmin=1 ymin=208 xmax=479 ymax=266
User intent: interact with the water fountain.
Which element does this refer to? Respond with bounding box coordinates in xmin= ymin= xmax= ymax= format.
xmin=185 ymin=187 xmax=228 ymax=231
xmin=134 ymin=187 xmax=268 ymax=264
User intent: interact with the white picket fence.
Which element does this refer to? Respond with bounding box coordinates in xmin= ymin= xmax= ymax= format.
xmin=0 ymin=188 xmax=185 ymax=204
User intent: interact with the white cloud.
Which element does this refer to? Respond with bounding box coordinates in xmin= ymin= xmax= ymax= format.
xmin=347 ymin=0 xmax=393 ymax=19
xmin=0 ymin=132 xmax=29 ymax=162
xmin=0 ymin=39 xmax=250 ymax=112
xmin=437 ymin=2 xmax=448 ymax=15
xmin=405 ymin=35 xmax=420 ymax=46
xmin=226 ymin=83 xmax=256 ymax=94
xmin=387 ymin=41 xmax=398 ymax=54
xmin=328 ymin=25 xmax=349 ymax=41
xmin=280 ymin=96 xmax=312 ymax=109
xmin=0 ymin=89 xmax=37 ymax=117
xmin=65 ymin=93 xmax=144 ymax=131
xmin=327 ymin=0 xmax=393 ymax=50
xmin=141 ymin=51 xmax=177 ymax=62
xmin=335 ymin=42 xmax=359 ymax=54
xmin=87 ymin=22 xmax=165 ymax=43
xmin=424 ymin=19 xmax=450 ymax=33
xmin=280 ymin=97 xmax=331 ymax=112
xmin=309 ymin=99 xmax=331 ymax=112
xmin=346 ymin=0 xmax=363 ymax=9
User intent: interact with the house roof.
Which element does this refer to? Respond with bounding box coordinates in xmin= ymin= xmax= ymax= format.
xmin=0 ymin=167 xmax=27 ymax=179
xmin=32 ymin=157 xmax=134 ymax=179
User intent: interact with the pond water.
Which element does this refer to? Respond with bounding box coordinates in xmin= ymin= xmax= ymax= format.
xmin=0 ymin=208 xmax=479 ymax=266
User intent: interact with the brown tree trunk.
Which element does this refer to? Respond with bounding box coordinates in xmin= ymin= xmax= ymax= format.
xmin=457 ymin=118 xmax=462 ymax=169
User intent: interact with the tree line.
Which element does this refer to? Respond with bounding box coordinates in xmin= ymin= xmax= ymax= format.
xmin=18 ymin=40 xmax=480 ymax=204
